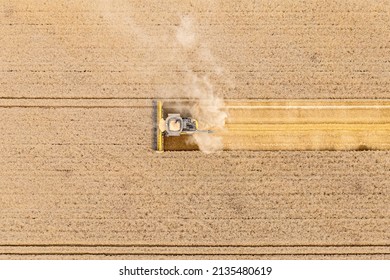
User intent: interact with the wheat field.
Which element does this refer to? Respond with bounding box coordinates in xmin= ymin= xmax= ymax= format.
xmin=0 ymin=0 xmax=389 ymax=259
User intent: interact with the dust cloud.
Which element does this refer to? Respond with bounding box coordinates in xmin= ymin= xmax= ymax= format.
xmin=176 ymin=16 xmax=196 ymax=48
xmin=176 ymin=16 xmax=228 ymax=153
xmin=98 ymin=7 xmax=228 ymax=153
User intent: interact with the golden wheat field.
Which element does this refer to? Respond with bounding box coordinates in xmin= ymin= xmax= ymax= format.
xmin=0 ymin=0 xmax=389 ymax=259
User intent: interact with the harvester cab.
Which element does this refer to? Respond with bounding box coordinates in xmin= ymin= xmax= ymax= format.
xmin=160 ymin=114 xmax=212 ymax=137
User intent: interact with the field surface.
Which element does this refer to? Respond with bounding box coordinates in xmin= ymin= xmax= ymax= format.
xmin=1 ymin=0 xmax=390 ymax=259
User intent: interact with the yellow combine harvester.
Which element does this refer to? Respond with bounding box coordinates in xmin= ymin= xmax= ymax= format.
xmin=156 ymin=101 xmax=212 ymax=152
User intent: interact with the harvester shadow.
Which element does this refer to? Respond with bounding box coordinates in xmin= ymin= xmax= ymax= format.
xmin=152 ymin=100 xmax=158 ymax=151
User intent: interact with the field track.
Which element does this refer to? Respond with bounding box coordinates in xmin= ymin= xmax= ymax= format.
xmin=1 ymin=0 xmax=390 ymax=259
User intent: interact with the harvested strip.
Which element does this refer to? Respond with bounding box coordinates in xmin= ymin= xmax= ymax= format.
xmin=164 ymin=100 xmax=390 ymax=151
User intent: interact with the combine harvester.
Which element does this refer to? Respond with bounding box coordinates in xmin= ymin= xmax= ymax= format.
xmin=155 ymin=101 xmax=212 ymax=152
